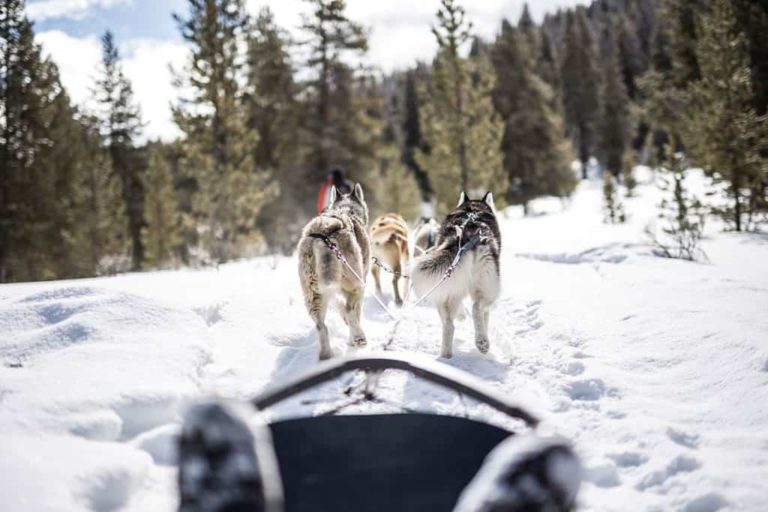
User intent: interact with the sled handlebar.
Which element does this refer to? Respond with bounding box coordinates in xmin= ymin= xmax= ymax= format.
xmin=251 ymin=353 xmax=539 ymax=428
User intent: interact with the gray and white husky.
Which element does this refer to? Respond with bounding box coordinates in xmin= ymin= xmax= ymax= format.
xmin=411 ymin=191 xmax=501 ymax=358
xmin=297 ymin=184 xmax=370 ymax=360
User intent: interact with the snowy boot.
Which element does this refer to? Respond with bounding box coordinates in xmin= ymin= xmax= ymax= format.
xmin=453 ymin=435 xmax=581 ymax=512
xmin=177 ymin=400 xmax=283 ymax=512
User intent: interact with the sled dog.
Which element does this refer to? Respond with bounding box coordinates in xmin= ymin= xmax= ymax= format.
xmin=369 ymin=213 xmax=411 ymax=306
xmin=413 ymin=217 xmax=440 ymax=255
xmin=411 ymin=191 xmax=501 ymax=358
xmin=297 ymin=184 xmax=370 ymax=360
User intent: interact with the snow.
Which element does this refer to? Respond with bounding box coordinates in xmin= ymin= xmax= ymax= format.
xmin=1 ymin=169 xmax=767 ymax=511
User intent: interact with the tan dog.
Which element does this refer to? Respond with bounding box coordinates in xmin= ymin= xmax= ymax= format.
xmin=369 ymin=213 xmax=410 ymax=306
xmin=297 ymin=184 xmax=370 ymax=360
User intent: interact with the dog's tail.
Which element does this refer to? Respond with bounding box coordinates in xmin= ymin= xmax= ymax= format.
xmin=304 ymin=216 xmax=345 ymax=288
xmin=411 ymin=235 xmax=460 ymax=302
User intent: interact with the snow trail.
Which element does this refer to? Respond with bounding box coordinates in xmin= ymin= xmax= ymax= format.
xmin=1 ymin=169 xmax=767 ymax=511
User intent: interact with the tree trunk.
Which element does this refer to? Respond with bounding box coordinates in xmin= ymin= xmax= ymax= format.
xmin=403 ymin=149 xmax=433 ymax=202
xmin=579 ymin=125 xmax=589 ymax=179
xmin=458 ymin=140 xmax=469 ymax=190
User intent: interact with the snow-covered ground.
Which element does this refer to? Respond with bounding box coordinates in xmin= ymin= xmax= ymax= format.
xmin=1 ymin=169 xmax=767 ymax=511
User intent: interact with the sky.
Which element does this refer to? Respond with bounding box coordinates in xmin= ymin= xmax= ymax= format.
xmin=26 ymin=0 xmax=588 ymax=141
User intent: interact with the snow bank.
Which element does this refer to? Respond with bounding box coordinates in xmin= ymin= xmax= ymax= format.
xmin=0 ymin=286 xmax=210 ymax=510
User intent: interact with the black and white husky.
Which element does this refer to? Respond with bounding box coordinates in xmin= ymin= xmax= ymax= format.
xmin=411 ymin=191 xmax=501 ymax=358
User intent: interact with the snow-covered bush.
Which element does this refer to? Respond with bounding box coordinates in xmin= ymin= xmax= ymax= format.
xmin=647 ymin=152 xmax=708 ymax=261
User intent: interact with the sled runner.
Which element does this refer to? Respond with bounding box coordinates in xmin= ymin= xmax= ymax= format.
xmin=178 ymin=354 xmax=581 ymax=512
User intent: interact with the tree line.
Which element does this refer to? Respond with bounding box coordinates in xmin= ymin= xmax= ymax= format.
xmin=1 ymin=0 xmax=766 ymax=282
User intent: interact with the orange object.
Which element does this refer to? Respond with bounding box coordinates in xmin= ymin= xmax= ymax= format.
xmin=317 ymin=178 xmax=334 ymax=214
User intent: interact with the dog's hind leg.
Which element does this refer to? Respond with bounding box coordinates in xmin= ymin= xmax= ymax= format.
xmin=472 ymin=300 xmax=490 ymax=354
xmin=372 ymin=264 xmax=382 ymax=296
xmin=309 ymin=293 xmax=332 ymax=360
xmin=438 ymin=298 xmax=460 ymax=358
xmin=402 ymin=250 xmax=412 ymax=303
xmin=342 ymin=287 xmax=367 ymax=348
xmin=392 ymin=264 xmax=403 ymax=307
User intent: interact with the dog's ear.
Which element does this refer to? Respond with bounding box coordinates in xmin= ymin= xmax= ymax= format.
xmin=483 ymin=191 xmax=496 ymax=211
xmin=457 ymin=191 xmax=469 ymax=207
xmin=353 ymin=183 xmax=365 ymax=202
xmin=329 ymin=185 xmax=338 ymax=205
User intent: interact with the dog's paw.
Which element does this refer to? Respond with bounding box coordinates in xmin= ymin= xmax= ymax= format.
xmin=440 ymin=350 xmax=454 ymax=359
xmin=349 ymin=336 xmax=367 ymax=348
xmin=395 ymin=298 xmax=404 ymax=307
xmin=475 ymin=338 xmax=490 ymax=354
xmin=319 ymin=348 xmax=333 ymax=361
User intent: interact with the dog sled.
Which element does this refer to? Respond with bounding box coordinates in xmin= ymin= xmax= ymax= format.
xmin=178 ymin=354 xmax=581 ymax=512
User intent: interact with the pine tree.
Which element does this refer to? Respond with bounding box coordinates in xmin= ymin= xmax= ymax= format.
xmin=518 ymin=3 xmax=534 ymax=30
xmin=245 ymin=7 xmax=306 ymax=253
xmin=598 ymin=20 xmax=632 ymax=178
xmin=330 ymin=67 xmax=382 ymax=196
xmin=561 ymin=8 xmax=601 ymax=178
xmin=689 ymin=0 xmax=766 ymax=231
xmin=665 ymin=0 xmax=703 ymax=87
xmin=77 ymin=115 xmax=127 ymax=275
xmin=516 ymin=3 xmax=540 ymax=66
xmin=637 ymin=0 xmax=691 ymax=165
xmin=142 ymin=145 xmax=181 ymax=267
xmin=94 ymin=30 xmax=145 ymax=270
xmin=648 ymin=148 xmax=707 ymax=260
xmin=491 ymin=20 xmax=575 ymax=214
xmin=173 ymin=0 xmax=275 ymax=261
xmin=537 ymin=28 xmax=562 ymax=106
xmin=0 ymin=1 xmax=96 ymax=281
xmin=732 ymin=0 xmax=768 ymax=218
xmin=299 ymin=0 xmax=369 ymax=183
xmin=417 ymin=0 xmax=505 ymax=214
xmin=401 ymin=69 xmax=433 ymax=202
xmin=245 ymin=7 xmax=297 ymax=171
xmin=732 ymin=0 xmax=768 ymax=116
xmin=621 ymin=15 xmax=646 ymax=100
xmin=427 ymin=0 xmax=471 ymax=190
xmin=375 ymin=143 xmax=422 ymax=221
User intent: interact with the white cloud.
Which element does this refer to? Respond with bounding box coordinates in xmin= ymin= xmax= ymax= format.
xmin=122 ymin=39 xmax=188 ymax=141
xmin=35 ymin=0 xmax=588 ymax=141
xmin=27 ymin=0 xmax=130 ymax=21
xmin=37 ymin=30 xmax=187 ymax=142
xmin=247 ymin=0 xmax=588 ymax=71
xmin=36 ymin=30 xmax=101 ymax=107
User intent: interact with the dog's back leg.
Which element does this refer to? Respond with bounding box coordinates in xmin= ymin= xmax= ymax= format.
xmin=471 ymin=271 xmax=498 ymax=354
xmin=309 ymin=291 xmax=331 ymax=360
xmin=371 ymin=263 xmax=382 ymax=295
xmin=401 ymin=243 xmax=411 ymax=303
xmin=342 ymin=287 xmax=366 ymax=348
xmin=471 ymin=300 xmax=490 ymax=354
xmin=392 ymin=262 xmax=402 ymax=307
xmin=438 ymin=298 xmax=461 ymax=358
